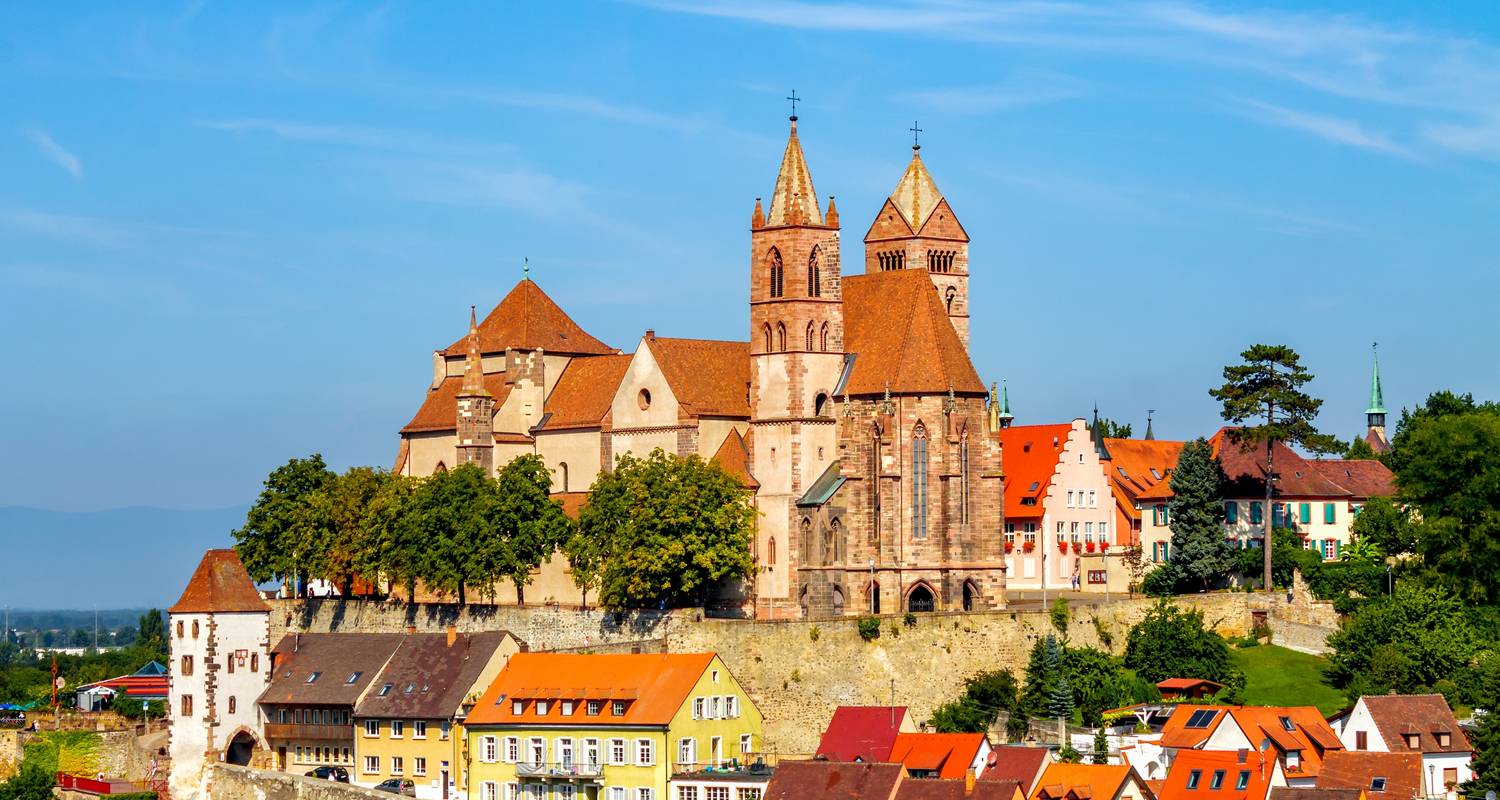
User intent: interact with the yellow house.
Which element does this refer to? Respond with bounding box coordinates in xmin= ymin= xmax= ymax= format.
xmin=353 ymin=629 xmax=522 ymax=799
xmin=465 ymin=652 xmax=764 ymax=800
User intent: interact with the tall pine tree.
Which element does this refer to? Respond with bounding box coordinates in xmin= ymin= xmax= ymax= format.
xmin=1167 ymin=438 xmax=1233 ymax=590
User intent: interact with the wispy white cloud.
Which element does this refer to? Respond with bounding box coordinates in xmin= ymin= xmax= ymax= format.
xmin=1 ymin=208 xmax=244 ymax=248
xmin=894 ymin=72 xmax=1088 ymax=115
xmin=1422 ymin=115 xmax=1500 ymax=161
xmin=1231 ymin=98 xmax=1415 ymax=158
xmin=195 ymin=117 xmax=514 ymax=159
xmin=22 ymin=129 xmax=83 ymax=181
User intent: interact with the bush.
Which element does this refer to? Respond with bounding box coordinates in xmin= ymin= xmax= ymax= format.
xmin=903 ymin=612 xmax=917 ymax=628
xmin=808 ymin=626 xmax=820 ymax=642
xmin=858 ymin=617 xmax=881 ymax=642
xmin=1050 ymin=598 xmax=1071 ymax=634
xmin=1141 ymin=566 xmax=1180 ymax=597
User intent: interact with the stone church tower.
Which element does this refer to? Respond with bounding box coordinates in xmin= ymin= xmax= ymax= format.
xmin=748 ymin=114 xmax=845 ymax=615
xmin=454 ymin=306 xmax=495 ymax=471
xmin=863 ymin=143 xmax=972 ymax=348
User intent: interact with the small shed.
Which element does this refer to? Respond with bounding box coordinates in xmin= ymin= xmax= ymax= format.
xmin=1155 ymin=678 xmax=1225 ymax=700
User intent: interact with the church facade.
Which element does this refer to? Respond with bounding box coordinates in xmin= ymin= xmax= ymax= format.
xmin=394 ymin=116 xmax=1007 ymax=619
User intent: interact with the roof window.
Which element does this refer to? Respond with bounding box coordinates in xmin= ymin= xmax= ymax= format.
xmin=1118 ymin=467 xmax=1129 ymax=478
xmin=345 ymin=671 xmax=362 ymax=685
xmin=1236 ymin=772 xmax=1250 ymax=790
xmin=1279 ymin=716 xmax=1295 ymax=732
xmin=1150 ymin=468 xmax=1162 ymax=480
xmin=1186 ymin=769 xmax=1202 ymax=790
xmin=378 ymin=683 xmax=393 ymax=697
xmin=1371 ymin=778 xmax=1387 ymax=792
xmin=1028 ymin=481 xmax=1039 ymax=492
xmin=305 ymin=671 xmax=321 ymax=684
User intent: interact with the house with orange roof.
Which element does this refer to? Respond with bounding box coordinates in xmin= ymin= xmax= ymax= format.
xmin=1099 ymin=438 xmax=1184 ymax=564
xmin=391 ymin=114 xmax=1010 ymax=618
xmin=464 ymin=652 xmax=763 ymax=800
xmin=1315 ymin=751 xmax=1422 ymax=800
xmin=1151 ymin=706 xmax=1343 ymax=788
xmin=1156 ymin=748 xmax=1283 ymax=800
xmin=1031 ymin=762 xmax=1155 ymax=800
xmin=1000 ymin=419 xmax=1114 ymax=591
xmin=890 ymin=732 xmax=992 ymax=780
xmin=1331 ymin=695 xmax=1471 ymax=798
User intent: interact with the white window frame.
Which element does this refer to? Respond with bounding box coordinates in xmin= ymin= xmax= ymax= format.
xmin=709 ymin=697 xmax=721 ymax=719
xmin=512 ymin=700 xmax=524 ymax=715
xmin=679 ymin=737 xmax=696 ymax=765
xmin=390 ymin=719 xmax=404 ymax=739
xmin=527 ymin=737 xmax=547 ymax=767
xmin=740 ymin=733 xmax=753 ymax=755
xmin=504 ymin=736 xmax=519 ymax=764
xmin=363 ymin=755 xmax=379 ymax=774
xmin=693 ymin=697 xmax=704 ymax=719
xmin=583 ymin=738 xmax=601 ymax=767
xmin=480 ymin=735 xmax=497 ymax=764
xmin=609 ymin=739 xmax=627 ymax=766
xmin=413 ymin=720 xmax=427 ymax=739
xmin=414 ymin=756 xmax=426 ymax=776
xmin=636 ymin=738 xmax=655 ymax=766
xmin=638 ymin=789 xmax=656 ymax=800
xmin=391 ymin=756 xmax=403 ymax=775
xmin=536 ymin=700 xmax=550 ymax=716
xmin=364 ymin=719 xmax=380 ymax=737
xmin=562 ymin=700 xmax=575 ymax=716
xmin=727 ymin=696 xmax=739 ymax=718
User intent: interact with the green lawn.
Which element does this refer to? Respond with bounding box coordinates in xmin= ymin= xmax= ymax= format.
xmin=1232 ymin=644 xmax=1348 ymax=715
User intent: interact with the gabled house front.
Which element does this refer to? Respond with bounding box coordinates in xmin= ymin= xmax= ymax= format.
xmin=1331 ymin=695 xmax=1471 ymax=799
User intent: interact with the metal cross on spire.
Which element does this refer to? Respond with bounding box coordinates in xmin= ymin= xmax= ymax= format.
xmin=910 ymin=120 xmax=923 ymax=150
xmin=786 ymin=89 xmax=800 ymax=120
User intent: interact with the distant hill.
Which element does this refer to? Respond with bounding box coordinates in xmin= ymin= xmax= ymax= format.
xmin=0 ymin=505 xmax=246 ymax=608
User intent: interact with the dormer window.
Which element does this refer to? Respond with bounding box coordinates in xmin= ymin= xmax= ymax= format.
xmin=1436 ymin=731 xmax=1451 ymax=748
xmin=346 ymin=672 xmax=362 ymax=685
xmin=587 ymin=700 xmax=602 ymax=716
xmin=305 ymin=672 xmax=321 ymax=684
xmin=562 ymin=701 xmax=575 ymax=716
xmin=1286 ymin=750 xmax=1301 ymax=770
xmin=512 ymin=700 xmax=524 ymax=714
xmin=612 ymin=700 xmax=627 ymax=716
xmin=536 ymin=700 xmax=549 ymax=715
xmin=1405 ymin=733 xmax=1421 ymax=749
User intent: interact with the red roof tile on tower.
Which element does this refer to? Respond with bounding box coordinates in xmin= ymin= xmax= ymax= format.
xmin=445 ymin=279 xmax=614 ymax=356
xmin=765 ymin=761 xmax=904 ymax=800
xmin=1358 ymin=694 xmax=1470 ymax=753
xmin=542 ymin=354 xmax=633 ymax=430
xmin=890 ymin=732 xmax=987 ymax=779
xmin=169 ymin=549 xmax=269 ymax=614
xmin=999 ymin=424 xmax=1072 ymax=520
xmin=466 ymin=653 xmax=717 ymax=727
xmin=842 ymin=270 xmax=984 ymax=396
xmin=1317 ymin=751 xmax=1421 ymax=800
xmin=816 ymin=706 xmax=910 ymax=762
xmin=711 ymin=428 xmax=759 ymax=489
xmin=401 ymin=372 xmax=513 ymax=434
xmin=646 ymin=336 xmax=751 ymax=417
xmin=1308 ymin=460 xmax=1395 ymax=498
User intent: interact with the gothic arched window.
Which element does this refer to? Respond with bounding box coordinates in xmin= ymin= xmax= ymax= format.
xmin=762 ymin=323 xmax=772 ymax=353
xmin=820 ymin=322 xmax=829 ymax=352
xmin=559 ymin=462 xmax=569 ymax=493
xmin=912 ymin=423 xmax=929 ymax=540
xmin=960 ymin=433 xmax=970 ymax=525
xmin=822 ymin=522 xmax=834 ymax=566
xmin=800 ymin=517 xmax=813 ymax=564
xmin=767 ymin=537 xmax=776 ymax=566
xmin=807 ymin=246 xmax=821 ymax=297
xmin=945 ymin=286 xmax=956 ymax=314
xmin=870 ymin=426 xmax=882 ymax=545
xmin=830 ymin=517 xmax=843 ymax=563
xmin=776 ymin=323 xmax=786 ymax=352
xmin=768 ymin=248 xmax=784 ymax=299
xmin=805 ymin=322 xmax=815 ymax=351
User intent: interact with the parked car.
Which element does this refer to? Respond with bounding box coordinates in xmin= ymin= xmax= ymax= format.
xmin=375 ymin=778 xmax=416 ymax=796
xmin=304 ymin=766 xmax=349 ymax=782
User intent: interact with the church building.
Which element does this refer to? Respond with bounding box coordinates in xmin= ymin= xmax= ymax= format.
xmin=394 ymin=114 xmax=1007 ymax=619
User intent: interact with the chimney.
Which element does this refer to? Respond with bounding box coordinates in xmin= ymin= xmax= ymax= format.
xmin=447 ymin=624 xmax=458 ymax=648
xmin=646 ymin=329 xmax=656 ymax=340
xmin=1238 ymin=749 xmax=1248 ymax=764
xmin=405 ymin=625 xmax=417 ymax=635
xmin=965 ymin=768 xmax=976 ymax=795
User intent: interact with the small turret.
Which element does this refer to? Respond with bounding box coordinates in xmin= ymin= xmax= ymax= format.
xmin=825 ymin=195 xmax=839 ymax=229
xmin=1364 ymin=343 xmax=1391 ymax=452
xmin=455 ymin=306 xmax=495 ymax=472
xmin=751 ymin=197 xmax=764 ymax=230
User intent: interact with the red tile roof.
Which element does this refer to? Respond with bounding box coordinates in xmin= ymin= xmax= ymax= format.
xmin=711 ymin=428 xmax=759 ymax=489
xmin=842 ymin=270 xmax=984 ymax=396
xmin=1032 ymin=763 xmax=1140 ymax=800
xmin=765 ymin=761 xmax=904 ymax=800
xmin=401 ymin=372 xmax=513 ymax=434
xmin=1358 ymin=694 xmax=1470 ymax=753
xmin=1317 ymin=751 xmax=1422 ymax=800
xmin=1307 ymin=461 xmax=1395 ymax=499
xmin=169 ymin=549 xmax=269 ymax=614
xmin=1159 ymin=705 xmax=1234 ymax=749
xmin=1210 ymin=430 xmax=1350 ymax=498
xmin=1158 ymin=749 xmax=1273 ymax=800
xmin=646 ymin=336 xmax=752 ymax=418
xmin=466 ymin=652 xmax=717 ymax=727
xmin=1000 ymin=424 xmax=1072 ymax=520
xmin=542 ymin=354 xmax=632 ymax=430
xmin=899 ymin=779 xmax=1025 ymax=800
xmin=816 ymin=706 xmax=910 ymax=762
xmin=1103 ymin=439 xmax=1184 ymax=519
xmin=982 ymin=746 xmax=1051 ymax=793
xmin=554 ymin=492 xmax=588 ymax=519
xmin=890 ymin=732 xmax=987 ymax=779
xmin=1158 ymin=679 xmax=1226 ymax=694
xmin=1226 ymin=707 xmax=1343 ymax=780
xmin=445 ymin=279 xmax=614 ymax=356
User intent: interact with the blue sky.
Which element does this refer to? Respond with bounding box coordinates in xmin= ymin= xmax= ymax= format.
xmin=3 ymin=1 xmax=1498 ymax=512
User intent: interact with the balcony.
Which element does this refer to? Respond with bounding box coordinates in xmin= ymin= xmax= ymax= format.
xmin=262 ymin=723 xmax=350 ymax=741
xmin=514 ymin=762 xmax=604 ymax=780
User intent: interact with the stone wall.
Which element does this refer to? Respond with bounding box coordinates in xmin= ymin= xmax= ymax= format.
xmin=275 ymin=591 xmax=1268 ymax=754
xmin=207 ymin=763 xmax=391 ymax=800
xmin=0 ymin=729 xmax=152 ymax=782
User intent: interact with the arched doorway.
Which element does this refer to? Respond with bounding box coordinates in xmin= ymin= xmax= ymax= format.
xmin=225 ymin=730 xmax=258 ymax=766
xmin=867 ymin=582 xmax=881 ymax=615
xmin=907 ymin=583 xmax=936 ymax=613
xmin=832 ymin=586 xmax=846 ymax=616
xmin=962 ymin=580 xmax=978 ymax=612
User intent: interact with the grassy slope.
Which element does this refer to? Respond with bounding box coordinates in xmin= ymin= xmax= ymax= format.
xmin=1233 ymin=644 xmax=1348 ymax=715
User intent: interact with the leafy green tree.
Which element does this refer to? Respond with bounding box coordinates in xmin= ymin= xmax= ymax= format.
xmin=306 ymin=466 xmax=391 ymax=595
xmin=1348 ymin=497 xmax=1415 ymax=557
xmin=360 ymin=473 xmax=423 ymax=598
xmin=1210 ymin=345 xmax=1341 ymax=592
xmin=1050 ymin=598 xmax=1070 ymax=636
xmin=1343 ymin=437 xmax=1378 ymax=460
xmin=929 ymin=700 xmax=990 ymax=734
xmin=0 ymin=761 xmax=57 ymax=800
xmin=1022 ymin=635 xmax=1064 ymax=719
xmin=925 ymin=669 xmax=1023 ymax=735
xmin=1387 ymin=403 xmax=1500 ymax=604
xmin=1092 ymin=730 xmax=1110 ymax=764
xmin=1462 ymin=661 xmax=1500 ymax=798
xmin=1057 ymin=743 xmax=1082 ymax=763
xmin=569 ymin=450 xmax=755 ymax=611
xmin=489 ymin=455 xmax=574 ymax=606
xmin=233 ymin=454 xmax=336 ymax=593
xmin=1062 ymin=646 xmax=1132 ymax=727
xmin=1326 ymin=583 xmax=1481 ymax=696
xmin=409 ymin=463 xmax=503 ymax=605
xmin=136 ymin=610 xmax=165 ymax=661
xmin=1166 ymin=438 xmax=1232 ymax=590
xmin=1093 ymin=418 xmax=1133 ymax=439
xmin=1124 ymin=600 xmax=1244 ymax=693
xmin=1236 ymin=528 xmax=1321 ymax=589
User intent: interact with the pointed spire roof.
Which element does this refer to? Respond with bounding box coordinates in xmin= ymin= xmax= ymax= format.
xmin=766 ymin=118 xmax=822 ymax=227
xmin=446 ymin=279 xmax=614 ymax=356
xmin=459 ymin=306 xmax=490 ymax=397
xmin=1091 ymin=404 xmax=1112 ymax=460
xmin=889 ymin=147 xmax=944 ymax=231
xmin=998 ymin=381 xmax=1014 ymax=422
xmin=1366 ymin=344 xmax=1387 ymax=415
xmin=169 ymin=550 xmax=268 ymax=614
xmin=1145 ymin=410 xmax=1156 ymax=441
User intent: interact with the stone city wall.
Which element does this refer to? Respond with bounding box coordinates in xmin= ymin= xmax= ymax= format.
xmin=274 ymin=591 xmax=1280 ymax=754
xmin=207 ymin=763 xmax=391 ymax=800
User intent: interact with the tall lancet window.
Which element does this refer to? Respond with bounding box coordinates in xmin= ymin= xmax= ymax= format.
xmin=912 ymin=424 xmax=929 ymax=539
xmin=768 ymin=249 xmax=784 ymax=299
xmin=960 ymin=432 xmax=970 ymax=525
xmin=807 ymin=247 xmax=821 ymax=297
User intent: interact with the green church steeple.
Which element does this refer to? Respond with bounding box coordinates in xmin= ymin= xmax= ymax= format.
xmin=1366 ymin=343 xmax=1387 ymax=417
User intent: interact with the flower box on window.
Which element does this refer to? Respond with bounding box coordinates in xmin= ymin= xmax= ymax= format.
xmin=1004 ymin=541 xmax=1014 ymax=553
xmin=1086 ymin=541 xmax=1096 ymax=553
xmin=1022 ymin=541 xmax=1035 ymax=553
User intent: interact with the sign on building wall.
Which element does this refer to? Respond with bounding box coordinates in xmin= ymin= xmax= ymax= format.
xmin=1087 ymin=570 xmax=1107 ymax=585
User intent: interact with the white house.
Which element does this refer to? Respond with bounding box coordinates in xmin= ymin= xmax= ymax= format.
xmin=1331 ymin=695 xmax=1472 ymax=799
xmin=168 ymin=549 xmax=272 ymax=799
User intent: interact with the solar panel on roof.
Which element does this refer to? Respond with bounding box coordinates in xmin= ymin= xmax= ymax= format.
xmin=1185 ymin=709 xmax=1218 ymax=728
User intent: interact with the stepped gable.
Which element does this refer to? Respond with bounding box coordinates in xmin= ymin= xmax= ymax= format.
xmin=542 ymin=354 xmax=633 ymax=430
xmin=401 ymin=372 xmax=512 ymax=434
xmin=646 ymin=336 xmax=751 ymax=417
xmin=169 ymin=549 xmax=269 ymax=614
xmin=765 ymin=117 xmax=822 ymax=227
xmin=466 ymin=652 xmax=716 ymax=727
xmin=710 ymin=428 xmax=758 ymax=489
xmin=445 ymin=279 xmax=614 ymax=356
xmin=1309 ymin=459 xmax=1395 ymax=498
xmin=841 ymin=269 xmax=983 ymax=395
xmin=998 ymin=424 xmax=1072 ymax=519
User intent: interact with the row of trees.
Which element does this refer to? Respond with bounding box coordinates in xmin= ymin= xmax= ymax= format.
xmin=0 ymin=611 xmax=166 ymax=707
xmin=232 ymin=450 xmax=755 ymax=611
